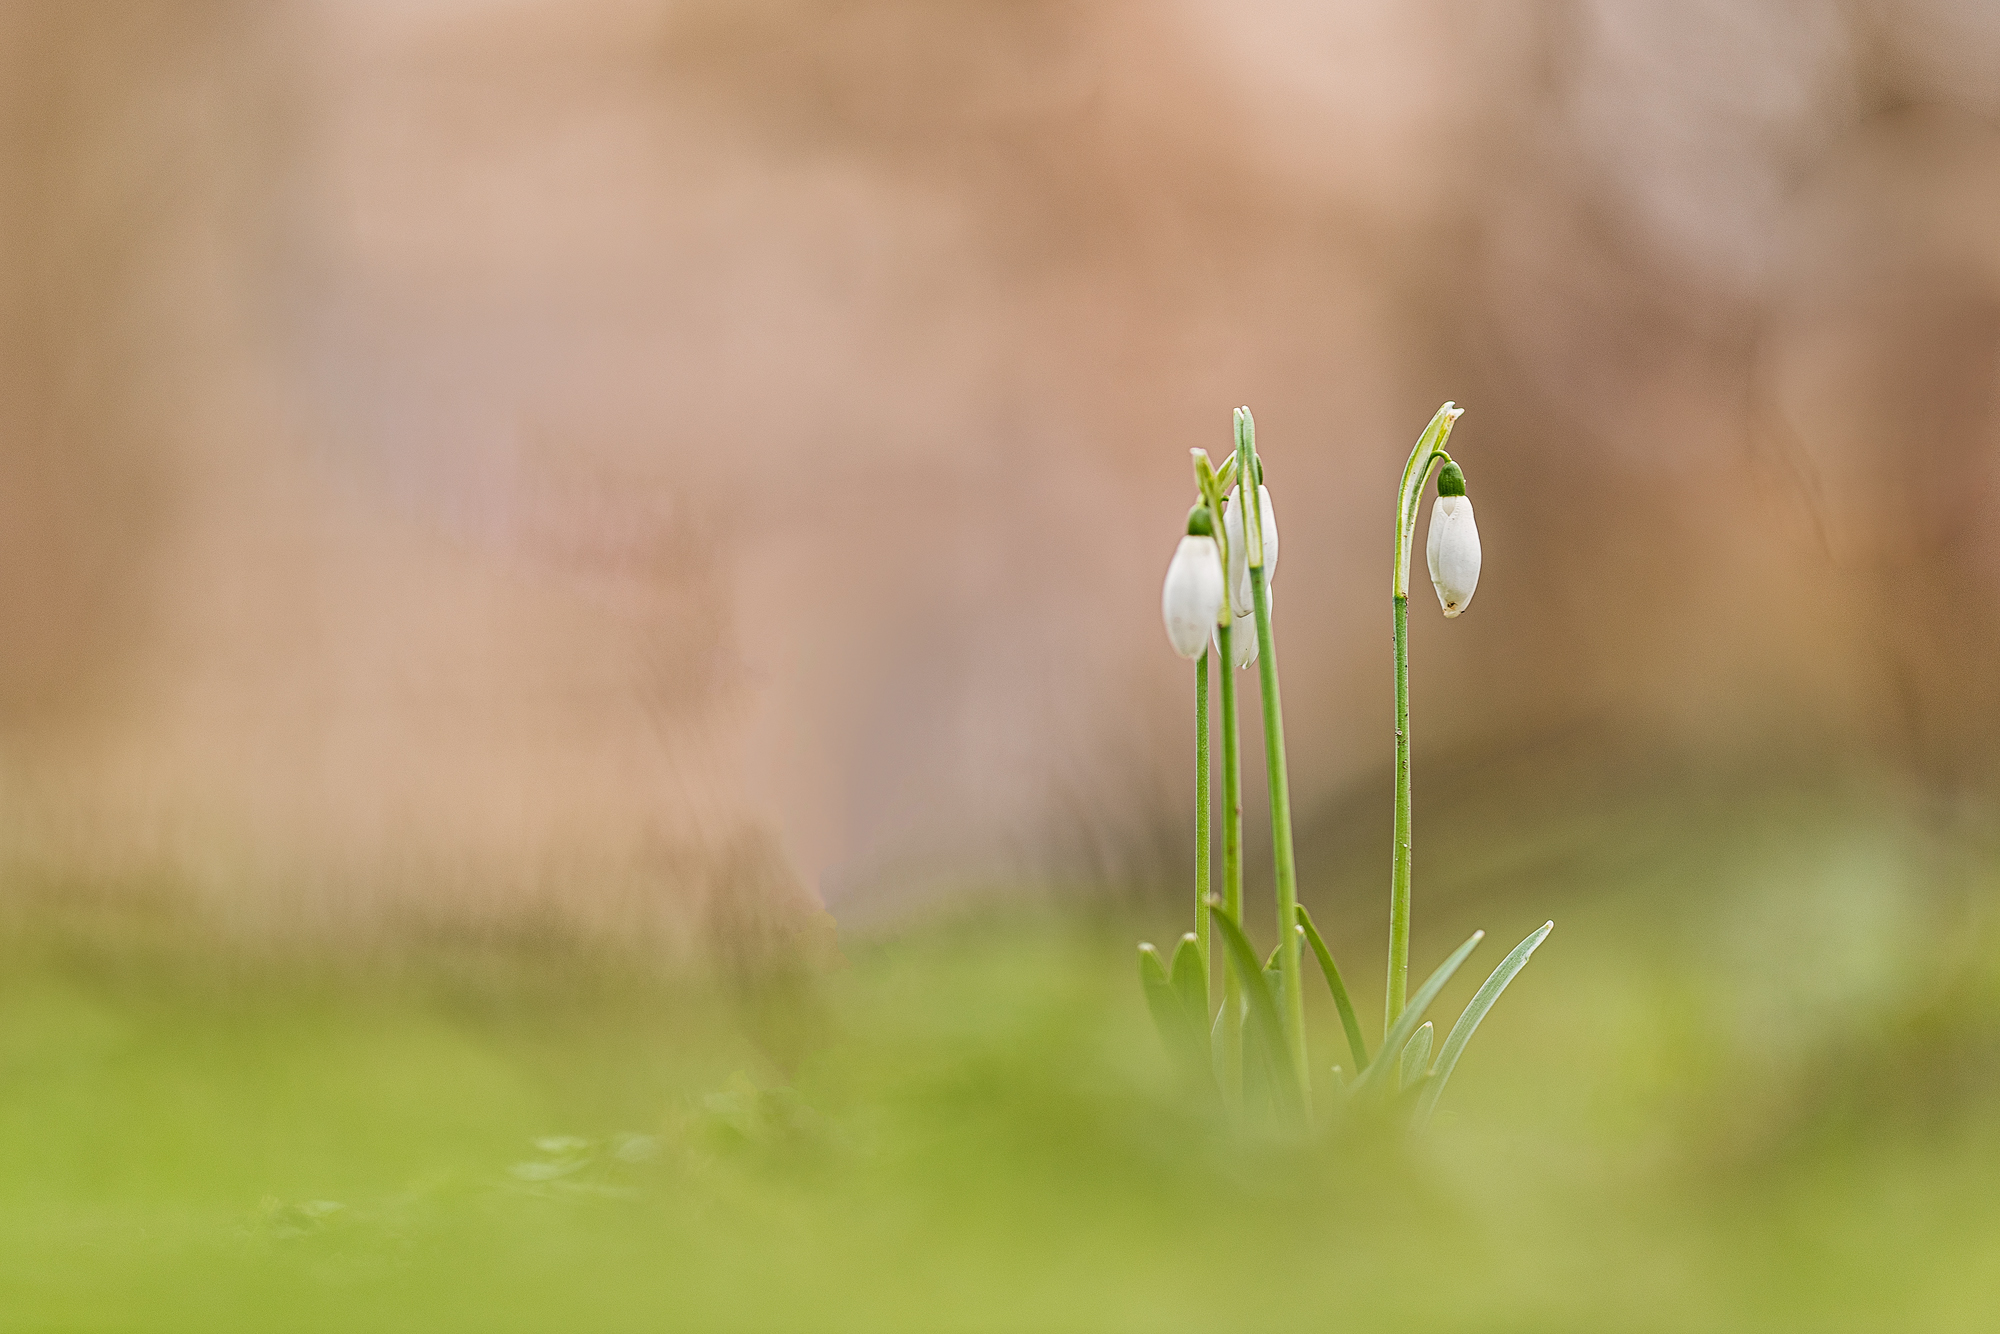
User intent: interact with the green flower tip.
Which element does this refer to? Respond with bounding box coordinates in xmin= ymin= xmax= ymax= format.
xmin=1437 ymin=461 xmax=1467 ymax=497
xmin=1185 ymin=503 xmax=1215 ymax=537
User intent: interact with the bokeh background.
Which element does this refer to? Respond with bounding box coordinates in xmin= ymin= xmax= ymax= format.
xmin=6 ymin=3 xmax=2000 ymax=1328
xmin=7 ymin=0 xmax=2000 ymax=935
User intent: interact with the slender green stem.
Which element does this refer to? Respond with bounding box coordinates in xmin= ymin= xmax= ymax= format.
xmin=1249 ymin=564 xmax=1308 ymax=1113
xmin=1215 ymin=621 xmax=1244 ymax=1096
xmin=1388 ymin=593 xmax=1412 ymax=1029
xmin=1191 ymin=447 xmax=1240 ymax=1103
xmin=1194 ymin=648 xmax=1211 ymax=998
xmin=1386 ymin=403 xmax=1462 ymax=1035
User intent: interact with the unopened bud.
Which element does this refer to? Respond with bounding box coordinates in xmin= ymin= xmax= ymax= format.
xmin=1163 ymin=533 xmax=1225 ymax=658
xmin=1222 ymin=484 xmax=1279 ymax=611
xmin=1426 ymin=487 xmax=1480 ymax=617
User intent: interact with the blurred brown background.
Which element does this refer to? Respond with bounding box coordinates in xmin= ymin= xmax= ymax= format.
xmin=3 ymin=1 xmax=1998 ymax=949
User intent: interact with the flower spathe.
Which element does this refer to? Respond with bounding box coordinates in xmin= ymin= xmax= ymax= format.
xmin=1222 ymin=484 xmax=1279 ymax=614
xmin=1163 ymin=534 xmax=1225 ymax=658
xmin=1426 ymin=495 xmax=1480 ymax=617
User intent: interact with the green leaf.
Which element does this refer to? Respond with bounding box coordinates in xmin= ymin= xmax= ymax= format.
xmin=1139 ymin=944 xmax=1205 ymax=1076
xmin=1415 ymin=921 xmax=1553 ymax=1126
xmin=1260 ymin=933 xmax=1292 ymax=1098
xmin=1241 ymin=1009 xmax=1282 ymax=1115
xmin=1296 ymin=905 xmax=1369 ymax=1074
xmin=1400 ymin=1021 xmax=1433 ymax=1089
xmin=1350 ymin=930 xmax=1483 ymax=1100
xmin=1206 ymin=900 xmax=1298 ymax=1104
xmin=1168 ymin=933 xmax=1209 ymax=1029
xmin=1139 ymin=942 xmax=1176 ymax=1024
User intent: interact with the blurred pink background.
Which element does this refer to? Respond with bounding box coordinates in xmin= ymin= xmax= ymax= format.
xmin=4 ymin=2 xmax=1999 ymax=949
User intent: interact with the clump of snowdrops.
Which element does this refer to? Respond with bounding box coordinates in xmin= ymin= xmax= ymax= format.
xmin=1143 ymin=404 xmax=1551 ymax=1129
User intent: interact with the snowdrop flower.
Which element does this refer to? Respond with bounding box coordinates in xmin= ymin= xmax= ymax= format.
xmin=1221 ymin=483 xmax=1278 ymax=613
xmin=1425 ymin=462 xmax=1480 ymax=617
xmin=1162 ymin=506 xmax=1225 ymax=658
xmin=1214 ymin=594 xmax=1266 ymax=670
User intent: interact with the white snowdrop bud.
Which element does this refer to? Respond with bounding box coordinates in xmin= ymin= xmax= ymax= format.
xmin=1221 ymin=483 xmax=1279 ymax=613
xmin=1426 ymin=463 xmax=1480 ymax=618
xmin=1163 ymin=506 xmax=1225 ymax=659
xmin=1214 ymin=586 xmax=1268 ymax=670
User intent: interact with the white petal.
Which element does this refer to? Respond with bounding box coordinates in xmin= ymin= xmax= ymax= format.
xmin=1426 ymin=495 xmax=1480 ymax=617
xmin=1214 ymin=612 xmax=1257 ymax=669
xmin=1162 ymin=535 xmax=1225 ymax=658
xmin=1213 ymin=585 xmax=1269 ymax=670
xmin=1221 ymin=485 xmax=1279 ymax=614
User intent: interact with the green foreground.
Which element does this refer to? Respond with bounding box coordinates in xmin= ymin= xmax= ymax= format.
xmin=3 ymin=792 xmax=1999 ymax=1331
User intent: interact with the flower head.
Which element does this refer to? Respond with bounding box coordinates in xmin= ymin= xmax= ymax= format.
xmin=1162 ymin=505 xmax=1225 ymax=658
xmin=1221 ymin=483 xmax=1279 ymax=614
xmin=1425 ymin=462 xmax=1480 ymax=617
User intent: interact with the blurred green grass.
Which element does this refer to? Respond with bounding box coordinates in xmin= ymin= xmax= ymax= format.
xmin=3 ymin=781 xmax=2000 ymax=1331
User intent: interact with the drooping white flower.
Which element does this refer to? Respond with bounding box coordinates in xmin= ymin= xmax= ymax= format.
xmin=1213 ymin=586 xmax=1269 ymax=670
xmin=1163 ymin=532 xmax=1225 ymax=658
xmin=1426 ymin=494 xmax=1480 ymax=617
xmin=1221 ymin=484 xmax=1279 ymax=613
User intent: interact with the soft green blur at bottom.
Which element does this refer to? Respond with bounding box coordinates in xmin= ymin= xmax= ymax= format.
xmin=4 ymin=786 xmax=2000 ymax=1332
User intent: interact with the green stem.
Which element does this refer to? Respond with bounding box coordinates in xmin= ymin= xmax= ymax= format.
xmin=1217 ymin=620 xmax=1243 ymax=1097
xmin=1386 ymin=403 xmax=1462 ymax=1035
xmin=1250 ymin=564 xmax=1309 ymax=1112
xmin=1194 ymin=648 xmax=1211 ymax=999
xmin=1388 ymin=593 xmax=1411 ymax=1029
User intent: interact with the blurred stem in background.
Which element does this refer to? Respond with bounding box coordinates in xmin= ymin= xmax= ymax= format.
xmin=1386 ymin=404 xmax=1461 ymax=1031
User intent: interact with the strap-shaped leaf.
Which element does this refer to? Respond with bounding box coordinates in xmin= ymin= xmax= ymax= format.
xmin=1169 ymin=932 xmax=1209 ymax=1031
xmin=1207 ymin=899 xmax=1299 ymax=1102
xmin=1262 ymin=926 xmax=1308 ymax=1007
xmin=1138 ymin=943 xmax=1177 ymax=1023
xmin=1139 ymin=943 xmax=1206 ymax=1075
xmin=1241 ymin=1005 xmax=1283 ymax=1114
xmin=1209 ymin=988 xmax=1239 ymax=1100
xmin=1350 ymin=930 xmax=1482 ymax=1099
xmin=1261 ymin=934 xmax=1291 ymax=1076
xmin=1296 ymin=905 xmax=1369 ymax=1074
xmin=1400 ymin=1021 xmax=1433 ymax=1089
xmin=1415 ymin=921 xmax=1553 ymax=1126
